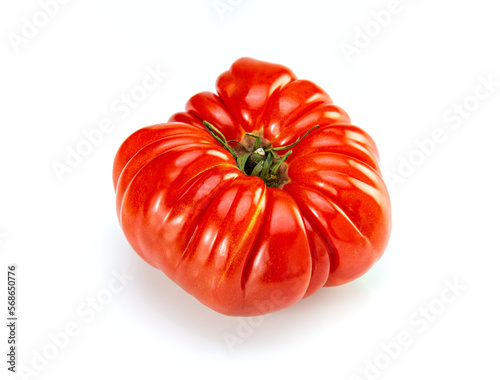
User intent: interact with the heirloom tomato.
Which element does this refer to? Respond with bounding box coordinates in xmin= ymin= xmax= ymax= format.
xmin=113 ymin=57 xmax=391 ymax=316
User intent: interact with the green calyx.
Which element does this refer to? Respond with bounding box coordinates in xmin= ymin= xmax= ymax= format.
xmin=203 ymin=120 xmax=319 ymax=188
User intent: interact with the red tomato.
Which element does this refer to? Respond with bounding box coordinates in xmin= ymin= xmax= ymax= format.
xmin=113 ymin=57 xmax=391 ymax=316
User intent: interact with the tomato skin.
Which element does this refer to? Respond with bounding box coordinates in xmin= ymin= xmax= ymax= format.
xmin=113 ymin=57 xmax=391 ymax=316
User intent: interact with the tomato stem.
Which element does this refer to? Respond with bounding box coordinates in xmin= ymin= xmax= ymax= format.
xmin=203 ymin=121 xmax=239 ymax=160
xmin=203 ymin=121 xmax=319 ymax=187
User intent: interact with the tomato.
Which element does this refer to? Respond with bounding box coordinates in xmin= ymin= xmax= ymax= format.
xmin=113 ymin=57 xmax=391 ymax=316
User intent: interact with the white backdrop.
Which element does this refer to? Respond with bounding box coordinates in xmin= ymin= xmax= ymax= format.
xmin=1 ymin=1 xmax=499 ymax=379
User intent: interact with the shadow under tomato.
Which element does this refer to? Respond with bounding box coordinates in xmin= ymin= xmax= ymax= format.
xmin=124 ymin=255 xmax=376 ymax=354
